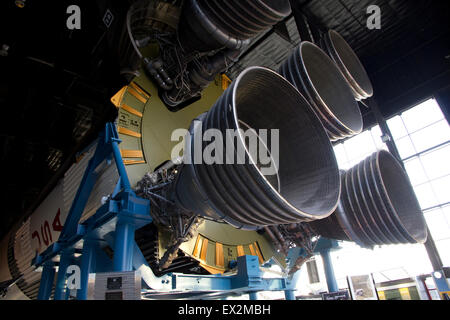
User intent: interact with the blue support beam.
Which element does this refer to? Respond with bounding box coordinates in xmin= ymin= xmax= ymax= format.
xmin=314 ymin=238 xmax=340 ymax=294
xmin=76 ymin=240 xmax=97 ymax=300
xmin=37 ymin=262 xmax=55 ymax=300
xmin=320 ymin=249 xmax=339 ymax=293
xmin=113 ymin=221 xmax=136 ymax=272
xmin=231 ymin=255 xmax=262 ymax=289
xmin=54 ymin=249 xmax=74 ymax=300
xmin=284 ymin=290 xmax=296 ymax=301
xmin=249 ymin=292 xmax=259 ymax=300
xmin=432 ymin=270 xmax=450 ymax=300
xmin=110 ymin=132 xmax=133 ymax=193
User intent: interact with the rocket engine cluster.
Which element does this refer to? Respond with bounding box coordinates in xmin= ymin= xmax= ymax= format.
xmin=0 ymin=0 xmax=426 ymax=300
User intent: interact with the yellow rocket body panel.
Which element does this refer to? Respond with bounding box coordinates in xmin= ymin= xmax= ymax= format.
xmin=114 ymin=71 xmax=226 ymax=186
xmin=178 ymin=221 xmax=286 ymax=273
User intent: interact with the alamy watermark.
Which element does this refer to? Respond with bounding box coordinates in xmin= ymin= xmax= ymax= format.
xmin=66 ymin=265 xmax=81 ymax=290
xmin=367 ymin=5 xmax=381 ymax=30
xmin=65 ymin=6 xmax=114 ymax=30
xmin=66 ymin=5 xmax=81 ymax=30
xmin=171 ymin=120 xmax=280 ymax=177
xmin=65 ymin=4 xmax=381 ymax=31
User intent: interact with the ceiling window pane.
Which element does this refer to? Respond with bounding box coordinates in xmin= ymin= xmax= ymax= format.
xmin=339 ymin=162 xmax=352 ymax=171
xmin=442 ymin=206 xmax=450 ymax=226
xmin=395 ymin=136 xmax=416 ymax=159
xmin=347 ymin=158 xmax=361 ymax=170
xmin=430 ymin=176 xmax=450 ymax=204
xmin=414 ymin=183 xmax=439 ymax=210
xmin=343 ymin=131 xmax=377 ymax=162
xmin=404 ymin=158 xmax=428 ymax=186
xmin=401 ymin=99 xmax=445 ymax=133
xmin=333 ymin=126 xmax=387 ymax=171
xmin=333 ymin=144 xmax=348 ymax=168
xmin=424 ymin=209 xmax=450 ymax=241
xmin=387 ymin=116 xmax=408 ymax=140
xmin=435 ymin=239 xmax=450 ymax=266
xmin=420 ymin=145 xmax=450 ymax=180
xmin=409 ymin=120 xmax=450 ymax=154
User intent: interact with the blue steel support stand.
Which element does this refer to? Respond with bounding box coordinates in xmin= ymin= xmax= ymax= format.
xmin=321 ymin=249 xmax=339 ymax=293
xmin=33 ymin=123 xmax=152 ymax=300
xmin=249 ymin=292 xmax=258 ymax=300
xmin=139 ymin=243 xmax=329 ymax=300
xmin=113 ymin=222 xmax=136 ymax=272
xmin=37 ymin=262 xmax=55 ymax=300
xmin=143 ymin=255 xmax=301 ymax=300
xmin=54 ymin=249 xmax=75 ymax=300
xmin=284 ymin=289 xmax=296 ymax=301
xmin=432 ymin=270 xmax=450 ymax=300
xmin=76 ymin=239 xmax=97 ymax=300
xmin=316 ymin=238 xmax=340 ymax=294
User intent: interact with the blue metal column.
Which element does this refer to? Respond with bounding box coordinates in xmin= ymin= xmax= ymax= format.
xmin=54 ymin=250 xmax=73 ymax=300
xmin=432 ymin=270 xmax=450 ymax=300
xmin=37 ymin=262 xmax=55 ymax=300
xmin=113 ymin=221 xmax=135 ymax=272
xmin=249 ymin=292 xmax=259 ymax=300
xmin=284 ymin=290 xmax=296 ymax=300
xmin=110 ymin=132 xmax=132 ymax=193
xmin=77 ymin=240 xmax=97 ymax=300
xmin=321 ymin=249 xmax=339 ymax=293
xmin=111 ymin=123 xmax=142 ymax=273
